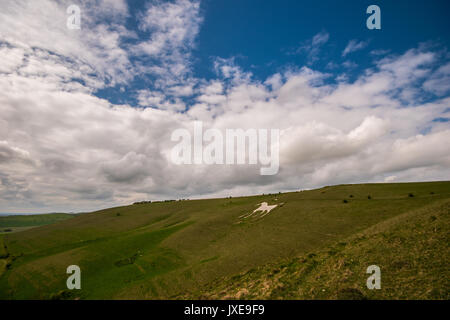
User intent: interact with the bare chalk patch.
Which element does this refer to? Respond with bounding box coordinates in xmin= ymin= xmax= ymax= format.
xmin=238 ymin=202 xmax=283 ymax=223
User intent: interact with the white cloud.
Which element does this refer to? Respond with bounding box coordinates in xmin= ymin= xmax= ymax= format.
xmin=312 ymin=31 xmax=329 ymax=46
xmin=423 ymin=62 xmax=450 ymax=96
xmin=0 ymin=2 xmax=449 ymax=213
xmin=342 ymin=39 xmax=368 ymax=57
xmin=296 ymin=31 xmax=329 ymax=65
xmin=0 ymin=46 xmax=25 ymax=74
xmin=384 ymin=175 xmax=397 ymax=182
xmin=136 ymin=0 xmax=201 ymax=56
xmin=377 ymin=48 xmax=435 ymax=86
xmin=0 ymin=0 xmax=134 ymax=88
xmin=133 ymin=0 xmax=202 ymax=84
xmin=137 ymin=89 xmax=186 ymax=111
xmin=342 ymin=60 xmax=358 ymax=69
xmin=370 ymin=49 xmax=390 ymax=56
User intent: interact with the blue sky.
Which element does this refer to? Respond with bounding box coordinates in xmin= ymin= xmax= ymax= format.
xmin=0 ymin=0 xmax=449 ymax=213
xmin=96 ymin=0 xmax=450 ymax=106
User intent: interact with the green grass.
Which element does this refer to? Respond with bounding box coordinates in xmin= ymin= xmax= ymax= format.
xmin=0 ymin=236 xmax=7 ymax=259
xmin=0 ymin=235 xmax=8 ymax=279
xmin=0 ymin=213 xmax=74 ymax=228
xmin=0 ymin=181 xmax=449 ymax=299
xmin=0 ymin=226 xmax=43 ymax=234
xmin=184 ymin=199 xmax=449 ymax=299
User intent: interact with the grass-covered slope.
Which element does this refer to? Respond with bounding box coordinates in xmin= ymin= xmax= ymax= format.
xmin=184 ymin=198 xmax=449 ymax=300
xmin=0 ymin=236 xmax=8 ymax=279
xmin=0 ymin=213 xmax=74 ymax=234
xmin=0 ymin=182 xmax=448 ymax=299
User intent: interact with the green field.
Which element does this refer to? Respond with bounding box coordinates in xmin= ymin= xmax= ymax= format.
xmin=0 ymin=213 xmax=74 ymax=233
xmin=0 ymin=182 xmax=449 ymax=299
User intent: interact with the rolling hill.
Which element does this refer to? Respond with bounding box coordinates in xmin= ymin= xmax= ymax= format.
xmin=0 ymin=213 xmax=74 ymax=234
xmin=0 ymin=181 xmax=449 ymax=299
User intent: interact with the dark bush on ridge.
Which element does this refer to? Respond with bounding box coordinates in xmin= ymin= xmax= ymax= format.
xmin=133 ymin=201 xmax=152 ymax=205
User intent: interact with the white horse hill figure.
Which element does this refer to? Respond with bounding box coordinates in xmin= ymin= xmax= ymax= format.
xmin=253 ymin=202 xmax=277 ymax=215
xmin=238 ymin=202 xmax=280 ymax=222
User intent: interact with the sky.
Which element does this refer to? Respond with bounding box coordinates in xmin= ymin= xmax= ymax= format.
xmin=0 ymin=0 xmax=449 ymax=213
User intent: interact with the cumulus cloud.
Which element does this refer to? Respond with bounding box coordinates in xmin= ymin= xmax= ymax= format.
xmin=0 ymin=1 xmax=449 ymax=213
xmin=135 ymin=0 xmax=201 ymax=58
xmin=137 ymin=90 xmax=186 ymax=111
xmin=423 ymin=62 xmax=450 ymax=96
xmin=0 ymin=0 xmax=135 ymax=88
xmin=0 ymin=141 xmax=33 ymax=165
xmin=133 ymin=0 xmax=202 ymax=89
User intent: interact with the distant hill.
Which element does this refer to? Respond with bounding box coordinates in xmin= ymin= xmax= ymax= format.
xmin=0 ymin=213 xmax=74 ymax=230
xmin=0 ymin=181 xmax=448 ymax=299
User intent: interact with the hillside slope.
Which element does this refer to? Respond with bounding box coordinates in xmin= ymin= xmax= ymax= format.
xmin=0 ymin=213 xmax=74 ymax=234
xmin=0 ymin=181 xmax=449 ymax=299
xmin=183 ymin=198 xmax=449 ymax=299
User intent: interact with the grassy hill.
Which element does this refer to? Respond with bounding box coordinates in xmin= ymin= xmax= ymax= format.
xmin=183 ymin=197 xmax=449 ymax=300
xmin=0 ymin=213 xmax=74 ymax=234
xmin=0 ymin=181 xmax=448 ymax=299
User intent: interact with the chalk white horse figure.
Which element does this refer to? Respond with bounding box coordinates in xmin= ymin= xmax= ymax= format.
xmin=253 ymin=202 xmax=277 ymax=215
xmin=239 ymin=202 xmax=278 ymax=221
